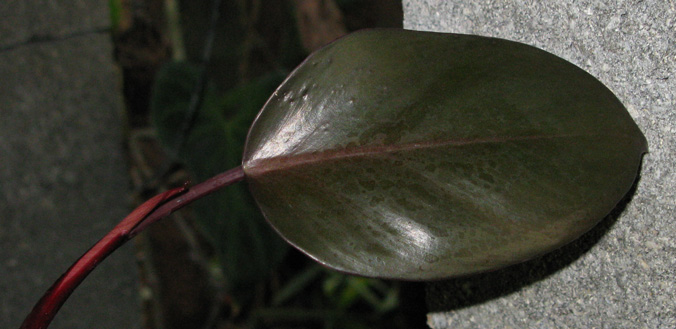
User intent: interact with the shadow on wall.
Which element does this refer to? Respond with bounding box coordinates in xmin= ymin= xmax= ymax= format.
xmin=426 ymin=169 xmax=643 ymax=312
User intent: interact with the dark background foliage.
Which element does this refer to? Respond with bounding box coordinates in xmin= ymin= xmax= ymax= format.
xmin=113 ymin=1 xmax=426 ymax=328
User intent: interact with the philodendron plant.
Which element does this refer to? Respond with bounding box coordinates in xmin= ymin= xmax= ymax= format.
xmin=21 ymin=29 xmax=647 ymax=328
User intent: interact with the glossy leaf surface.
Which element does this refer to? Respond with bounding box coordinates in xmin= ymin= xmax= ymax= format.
xmin=242 ymin=29 xmax=647 ymax=280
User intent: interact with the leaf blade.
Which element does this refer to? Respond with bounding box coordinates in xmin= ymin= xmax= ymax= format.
xmin=243 ymin=29 xmax=647 ymax=280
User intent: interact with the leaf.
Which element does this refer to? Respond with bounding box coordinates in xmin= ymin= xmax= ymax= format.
xmin=242 ymin=29 xmax=647 ymax=280
xmin=151 ymin=62 xmax=289 ymax=291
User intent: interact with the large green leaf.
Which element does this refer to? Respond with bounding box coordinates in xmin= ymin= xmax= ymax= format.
xmin=242 ymin=29 xmax=647 ymax=280
xmin=151 ymin=62 xmax=289 ymax=291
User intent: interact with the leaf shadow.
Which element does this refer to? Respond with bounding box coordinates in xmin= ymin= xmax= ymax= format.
xmin=425 ymin=171 xmax=642 ymax=312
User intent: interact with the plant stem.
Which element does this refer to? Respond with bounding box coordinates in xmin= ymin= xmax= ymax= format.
xmin=130 ymin=166 xmax=245 ymax=236
xmin=20 ymin=166 xmax=245 ymax=329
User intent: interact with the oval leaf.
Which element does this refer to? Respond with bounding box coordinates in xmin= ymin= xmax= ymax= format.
xmin=242 ymin=29 xmax=647 ymax=280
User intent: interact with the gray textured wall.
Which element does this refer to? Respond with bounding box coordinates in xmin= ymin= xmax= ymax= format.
xmin=0 ymin=2 xmax=139 ymax=328
xmin=403 ymin=1 xmax=674 ymax=328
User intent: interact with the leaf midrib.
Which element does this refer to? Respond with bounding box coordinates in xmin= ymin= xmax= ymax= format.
xmin=243 ymin=132 xmax=612 ymax=177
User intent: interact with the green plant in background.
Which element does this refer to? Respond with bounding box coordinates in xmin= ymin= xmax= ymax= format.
xmin=108 ymin=0 xmax=124 ymax=32
xmin=151 ymin=62 xmax=289 ymax=298
xmin=323 ymin=272 xmax=399 ymax=313
xmin=20 ymin=24 xmax=646 ymax=329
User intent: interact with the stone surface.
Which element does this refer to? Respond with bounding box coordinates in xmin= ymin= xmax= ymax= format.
xmin=0 ymin=2 xmax=139 ymax=329
xmin=0 ymin=0 xmax=109 ymax=50
xmin=403 ymin=1 xmax=675 ymax=328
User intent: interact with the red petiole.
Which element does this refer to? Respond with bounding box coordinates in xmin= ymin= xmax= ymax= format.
xmin=20 ymin=166 xmax=245 ymax=329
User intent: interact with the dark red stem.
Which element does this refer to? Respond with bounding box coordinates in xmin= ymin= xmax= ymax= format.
xmin=20 ymin=166 xmax=245 ymax=329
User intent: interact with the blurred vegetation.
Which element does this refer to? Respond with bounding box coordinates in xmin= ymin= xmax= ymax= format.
xmin=115 ymin=1 xmax=425 ymax=328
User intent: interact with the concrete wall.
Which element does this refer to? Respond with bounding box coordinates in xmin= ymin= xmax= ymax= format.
xmin=403 ymin=1 xmax=675 ymax=328
xmin=0 ymin=2 xmax=139 ymax=328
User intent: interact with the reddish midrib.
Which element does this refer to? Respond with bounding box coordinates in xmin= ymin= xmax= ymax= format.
xmin=244 ymin=132 xmax=607 ymax=177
